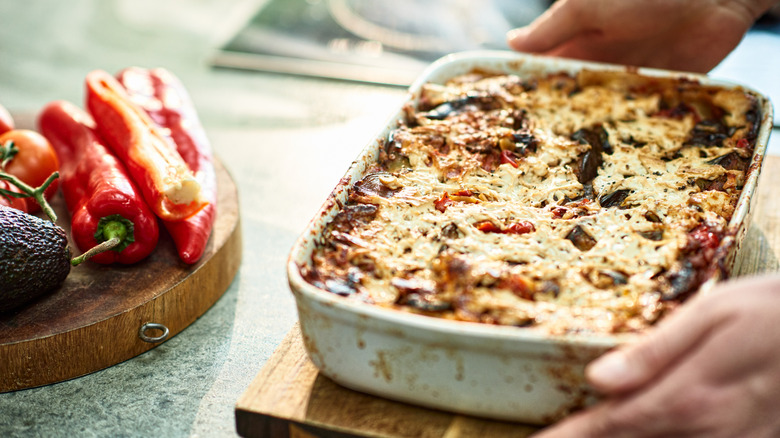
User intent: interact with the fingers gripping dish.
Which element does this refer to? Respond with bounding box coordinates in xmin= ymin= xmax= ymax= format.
xmin=289 ymin=52 xmax=772 ymax=423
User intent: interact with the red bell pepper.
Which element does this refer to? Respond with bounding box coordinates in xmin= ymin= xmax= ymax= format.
xmin=117 ymin=67 xmax=217 ymax=264
xmin=85 ymin=70 xmax=207 ymax=222
xmin=38 ymin=100 xmax=159 ymax=265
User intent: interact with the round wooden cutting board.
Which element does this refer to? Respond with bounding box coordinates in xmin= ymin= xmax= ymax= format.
xmin=0 ymin=156 xmax=241 ymax=393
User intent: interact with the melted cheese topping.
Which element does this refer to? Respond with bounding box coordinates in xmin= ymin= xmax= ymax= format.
xmin=305 ymin=70 xmax=760 ymax=335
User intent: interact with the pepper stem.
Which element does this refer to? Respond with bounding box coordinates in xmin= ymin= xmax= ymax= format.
xmin=70 ymin=216 xmax=135 ymax=266
xmin=71 ymin=237 xmax=121 ymax=266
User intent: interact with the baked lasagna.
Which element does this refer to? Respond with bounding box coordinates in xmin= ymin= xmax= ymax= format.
xmin=302 ymin=68 xmax=762 ymax=335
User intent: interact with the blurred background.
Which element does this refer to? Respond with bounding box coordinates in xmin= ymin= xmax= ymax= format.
xmin=214 ymin=0 xmax=551 ymax=85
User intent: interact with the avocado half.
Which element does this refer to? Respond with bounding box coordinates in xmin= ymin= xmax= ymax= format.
xmin=0 ymin=205 xmax=71 ymax=313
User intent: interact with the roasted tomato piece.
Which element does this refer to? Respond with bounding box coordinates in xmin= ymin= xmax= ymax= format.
xmin=500 ymin=149 xmax=519 ymax=168
xmin=474 ymin=220 xmax=502 ymax=233
xmin=434 ymin=192 xmax=453 ymax=213
xmin=689 ymin=224 xmax=720 ymax=250
xmin=504 ymin=221 xmax=535 ymax=234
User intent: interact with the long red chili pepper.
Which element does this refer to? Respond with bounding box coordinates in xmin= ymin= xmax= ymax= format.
xmin=38 ymin=100 xmax=159 ymax=265
xmin=117 ymin=67 xmax=217 ymax=264
xmin=85 ymin=70 xmax=207 ymax=222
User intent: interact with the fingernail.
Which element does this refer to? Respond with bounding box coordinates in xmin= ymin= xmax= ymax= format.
xmin=587 ymin=350 xmax=630 ymax=384
xmin=506 ymin=27 xmax=529 ymax=44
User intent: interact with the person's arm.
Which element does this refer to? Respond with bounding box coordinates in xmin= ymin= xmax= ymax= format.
xmin=507 ymin=0 xmax=778 ymax=73
xmin=532 ymin=274 xmax=780 ymax=437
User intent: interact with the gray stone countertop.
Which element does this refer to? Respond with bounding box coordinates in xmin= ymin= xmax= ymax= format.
xmin=0 ymin=1 xmax=777 ymax=437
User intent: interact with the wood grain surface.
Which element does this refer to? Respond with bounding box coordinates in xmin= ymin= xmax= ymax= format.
xmin=0 ymin=158 xmax=242 ymax=393
xmin=235 ymin=156 xmax=780 ymax=438
xmin=235 ymin=325 xmax=539 ymax=438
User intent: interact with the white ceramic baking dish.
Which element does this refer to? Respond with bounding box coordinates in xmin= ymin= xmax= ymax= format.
xmin=287 ymin=50 xmax=774 ymax=424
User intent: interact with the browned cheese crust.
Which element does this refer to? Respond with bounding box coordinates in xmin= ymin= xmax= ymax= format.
xmin=302 ymin=69 xmax=761 ymax=335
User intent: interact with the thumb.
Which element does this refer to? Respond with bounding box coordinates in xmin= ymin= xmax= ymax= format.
xmin=506 ymin=0 xmax=589 ymax=53
xmin=586 ymin=289 xmax=730 ymax=394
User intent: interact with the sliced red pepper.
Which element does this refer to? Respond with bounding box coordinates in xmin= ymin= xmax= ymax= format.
xmin=38 ymin=100 xmax=159 ymax=265
xmin=116 ymin=67 xmax=217 ymax=264
xmin=474 ymin=220 xmax=502 ymax=233
xmin=500 ymin=150 xmax=519 ymax=168
xmin=504 ymin=221 xmax=535 ymax=234
xmin=475 ymin=220 xmax=535 ymax=235
xmin=434 ymin=192 xmax=452 ymax=213
xmin=453 ymin=189 xmax=473 ymax=197
xmin=85 ymin=70 xmax=207 ymax=222
xmin=551 ymin=206 xmax=567 ymax=219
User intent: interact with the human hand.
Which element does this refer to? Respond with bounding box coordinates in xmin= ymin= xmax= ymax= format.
xmin=533 ymin=274 xmax=780 ymax=438
xmin=507 ymin=0 xmax=775 ymax=73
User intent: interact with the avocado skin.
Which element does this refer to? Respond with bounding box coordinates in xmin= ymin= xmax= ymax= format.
xmin=0 ymin=205 xmax=71 ymax=313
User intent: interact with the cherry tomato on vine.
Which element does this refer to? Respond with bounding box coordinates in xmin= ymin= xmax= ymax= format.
xmin=0 ymin=180 xmax=29 ymax=211
xmin=0 ymin=129 xmax=60 ymax=212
